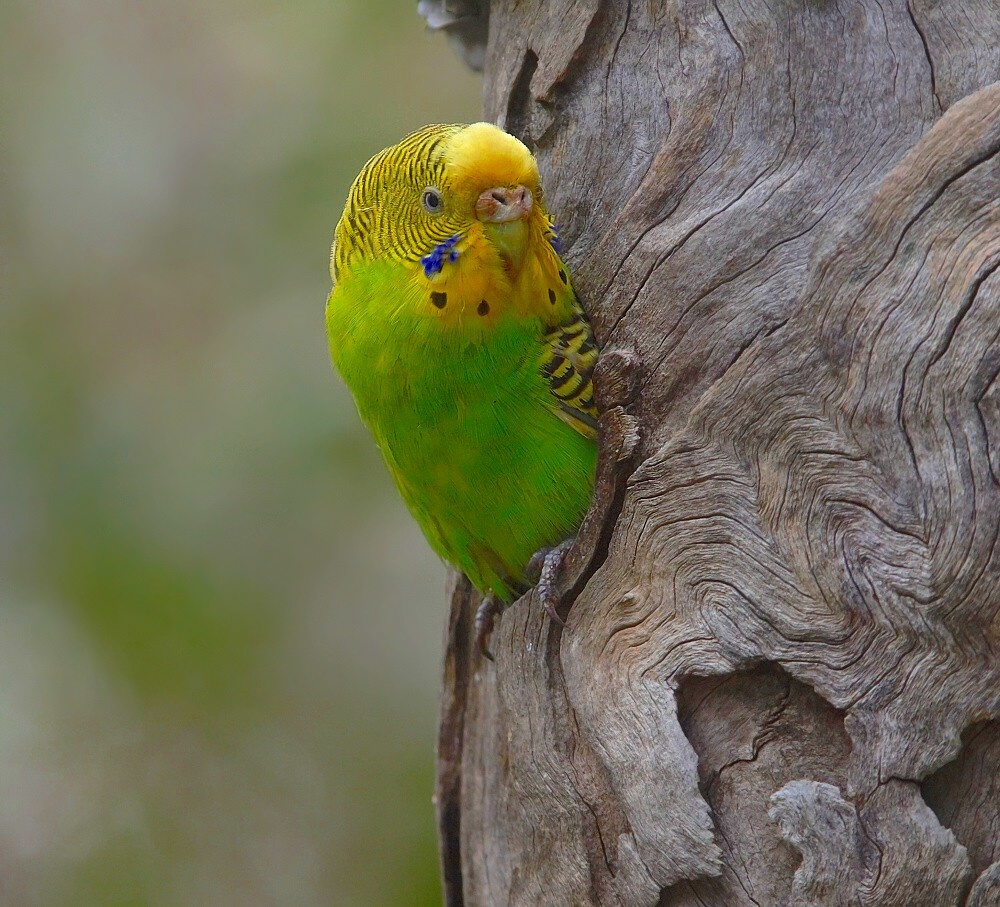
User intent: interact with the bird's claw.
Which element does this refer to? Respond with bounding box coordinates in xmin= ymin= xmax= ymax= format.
xmin=474 ymin=594 xmax=500 ymax=661
xmin=473 ymin=539 xmax=573 ymax=660
xmin=536 ymin=538 xmax=573 ymax=627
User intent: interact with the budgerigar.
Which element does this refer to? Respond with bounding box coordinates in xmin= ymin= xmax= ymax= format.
xmin=326 ymin=123 xmax=598 ymax=655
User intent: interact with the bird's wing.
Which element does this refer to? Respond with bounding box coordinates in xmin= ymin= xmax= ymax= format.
xmin=540 ymin=299 xmax=599 ymax=439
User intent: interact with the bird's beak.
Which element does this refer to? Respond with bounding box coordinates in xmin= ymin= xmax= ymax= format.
xmin=475 ymin=185 xmax=533 ymax=223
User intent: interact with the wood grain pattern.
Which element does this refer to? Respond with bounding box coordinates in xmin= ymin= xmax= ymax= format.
xmin=434 ymin=2 xmax=1000 ymax=903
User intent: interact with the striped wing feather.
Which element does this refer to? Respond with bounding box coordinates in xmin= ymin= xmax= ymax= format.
xmin=540 ymin=303 xmax=599 ymax=439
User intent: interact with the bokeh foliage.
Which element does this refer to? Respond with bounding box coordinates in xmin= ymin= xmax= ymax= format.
xmin=1 ymin=1 xmax=480 ymax=903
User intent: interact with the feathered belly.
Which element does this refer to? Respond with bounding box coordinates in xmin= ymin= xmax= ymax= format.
xmin=362 ymin=344 xmax=597 ymax=599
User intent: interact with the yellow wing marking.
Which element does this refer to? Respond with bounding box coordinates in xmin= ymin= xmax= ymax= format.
xmin=540 ymin=303 xmax=599 ymax=439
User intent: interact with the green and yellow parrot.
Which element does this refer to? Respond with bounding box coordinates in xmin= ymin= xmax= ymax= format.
xmin=326 ymin=123 xmax=597 ymax=655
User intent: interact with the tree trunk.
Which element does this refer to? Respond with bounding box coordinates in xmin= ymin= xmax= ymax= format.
xmin=430 ymin=1 xmax=1000 ymax=904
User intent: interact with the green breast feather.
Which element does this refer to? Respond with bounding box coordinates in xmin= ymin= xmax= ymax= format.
xmin=326 ymin=257 xmax=598 ymax=601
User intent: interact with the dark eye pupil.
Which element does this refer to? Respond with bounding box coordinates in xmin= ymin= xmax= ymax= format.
xmin=423 ymin=189 xmax=441 ymax=211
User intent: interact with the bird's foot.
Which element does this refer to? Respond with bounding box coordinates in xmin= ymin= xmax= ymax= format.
xmin=474 ymin=594 xmax=502 ymax=661
xmin=476 ymin=540 xmax=573 ymax=660
xmin=526 ymin=538 xmax=573 ymax=627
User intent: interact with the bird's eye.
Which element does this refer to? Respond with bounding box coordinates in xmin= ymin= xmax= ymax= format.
xmin=422 ymin=188 xmax=444 ymax=214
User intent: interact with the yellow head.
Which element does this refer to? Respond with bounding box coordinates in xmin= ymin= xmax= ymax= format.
xmin=330 ymin=123 xmax=550 ymax=286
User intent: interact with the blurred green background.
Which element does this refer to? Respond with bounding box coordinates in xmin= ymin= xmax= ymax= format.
xmin=1 ymin=2 xmax=480 ymax=904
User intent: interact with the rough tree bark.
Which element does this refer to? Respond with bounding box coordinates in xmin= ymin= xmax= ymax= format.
xmin=424 ymin=1 xmax=1000 ymax=904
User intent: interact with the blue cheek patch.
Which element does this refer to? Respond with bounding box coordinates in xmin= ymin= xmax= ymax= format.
xmin=549 ymin=225 xmax=562 ymax=254
xmin=421 ymin=235 xmax=461 ymax=278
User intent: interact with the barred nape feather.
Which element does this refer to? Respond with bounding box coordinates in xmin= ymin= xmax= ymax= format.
xmin=332 ymin=124 xmax=464 ymax=280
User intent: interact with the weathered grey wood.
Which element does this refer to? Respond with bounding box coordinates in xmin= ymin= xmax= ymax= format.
xmin=418 ymin=0 xmax=490 ymax=71
xmin=923 ymin=721 xmax=1000 ymax=882
xmin=967 ymin=862 xmax=1000 ymax=907
xmin=434 ymin=1 xmax=1000 ymax=904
